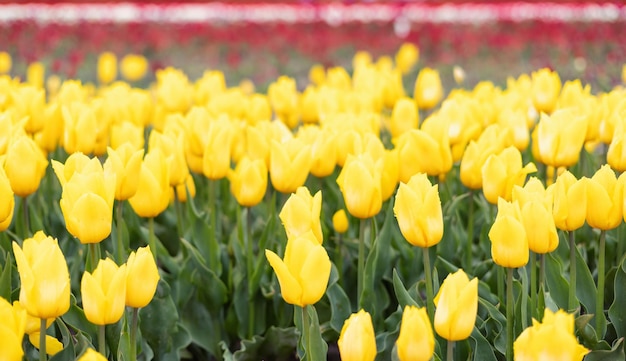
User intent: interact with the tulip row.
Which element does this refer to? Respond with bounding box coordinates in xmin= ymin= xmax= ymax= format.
xmin=0 ymin=42 xmax=625 ymax=361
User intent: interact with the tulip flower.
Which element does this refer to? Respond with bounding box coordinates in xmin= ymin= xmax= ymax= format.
xmin=97 ymin=52 xmax=117 ymax=85
xmin=110 ymin=121 xmax=144 ymax=151
xmin=77 ymin=348 xmax=108 ymax=361
xmin=12 ymin=231 xmax=71 ymax=319
xmin=337 ymin=153 xmax=382 ymax=219
xmin=536 ymin=109 xmax=588 ymax=168
xmin=61 ymin=102 xmax=98 ymax=155
xmin=269 ymin=138 xmax=312 ymax=194
xmin=104 ymin=145 xmax=144 ymax=201
xmin=11 ymin=84 xmax=46 ymax=134
xmin=396 ymin=306 xmax=434 ymax=361
xmin=265 ymin=231 xmax=331 ymax=307
xmin=27 ymin=62 xmax=44 ymax=89
xmin=120 ymin=54 xmax=148 ymax=82
xmin=584 ymin=165 xmax=624 ymax=231
xmin=378 ymin=148 xmax=400 ymax=202
xmin=607 ymin=119 xmax=626 ymax=172
xmin=0 ymin=297 xmax=26 ymax=361
xmin=279 ymin=187 xmax=323 ymax=245
xmin=394 ymin=173 xmax=443 ymax=248
xmin=531 ymin=68 xmax=561 ymax=114
xmin=149 ymin=130 xmax=189 ymax=187
xmin=332 ymin=209 xmax=349 ymax=234
xmin=414 ymin=67 xmax=443 ymax=110
xmin=81 ymin=258 xmax=127 ymax=325
xmin=4 ymin=134 xmax=48 ymax=197
xmin=305 ymin=127 xmax=337 ymax=178
xmin=0 ymin=51 xmax=11 ymax=73
xmin=338 ymin=310 xmax=377 ymax=361
xmin=550 ymin=170 xmax=587 ymax=232
xmin=202 ymin=116 xmax=235 ymax=180
xmin=512 ymin=178 xmax=558 ymax=254
xmin=125 ymin=246 xmax=160 ymax=308
xmin=514 ymin=309 xmax=589 ymax=361
xmin=155 ymin=67 xmax=192 ymax=114
xmin=434 ymin=269 xmax=478 ymax=341
xmin=268 ymin=75 xmax=299 ymax=129
xmin=482 ymin=146 xmax=537 ymax=204
xmin=389 ymin=97 xmax=419 ymax=140
xmin=396 ymin=123 xmax=453 ymax=182
xmin=460 ymin=124 xmax=513 ymax=190
xmin=34 ymin=103 xmax=63 ymax=153
xmin=228 ymin=156 xmax=268 ymax=207
xmin=12 ymin=301 xmax=62 ymax=356
xmin=0 ymin=160 xmax=14 ymax=231
xmin=395 ymin=42 xmax=419 ymax=74
xmin=129 ymin=149 xmax=171 ymax=218
xmin=488 ymin=198 xmax=529 ymax=268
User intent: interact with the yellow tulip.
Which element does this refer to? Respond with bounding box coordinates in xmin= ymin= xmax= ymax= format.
xmin=338 ymin=310 xmax=377 ymax=361
xmin=396 ymin=127 xmax=452 ymax=182
xmin=394 ymin=173 xmax=443 ymax=248
xmin=536 ymin=109 xmax=587 ymax=168
xmin=460 ymin=124 xmax=513 ymax=190
xmin=531 ymin=68 xmax=561 ymax=114
xmin=395 ymin=43 xmax=419 ymax=75
xmin=337 ymin=153 xmax=382 ymax=219
xmin=56 ymin=157 xmax=116 ymax=244
xmin=228 ymin=156 xmax=267 ymax=207
xmin=434 ymin=269 xmax=478 ymax=341
xmin=414 ymin=67 xmax=443 ymax=110
xmin=304 ymin=127 xmax=337 ymax=178
xmin=332 ymin=209 xmax=349 ymax=234
xmin=0 ymin=51 xmax=11 ymax=74
xmin=27 ymin=62 xmax=44 ymax=89
xmin=28 ymin=332 xmax=64 ymax=356
xmin=512 ymin=178 xmax=558 ymax=254
xmin=396 ymin=305 xmax=434 ymax=361
xmin=308 ymin=64 xmax=326 ymax=86
xmin=125 ymin=246 xmax=160 ymax=308
xmin=97 ymin=52 xmax=117 ymax=85
xmin=81 ymin=258 xmax=127 ymax=325
xmin=488 ymin=198 xmax=529 ymax=268
xmin=11 ymin=85 xmax=46 ymax=134
xmin=389 ymin=97 xmax=419 ymax=139
xmin=155 ymin=67 xmax=191 ymax=114
xmin=482 ymin=146 xmax=537 ymax=204
xmin=171 ymin=174 xmax=196 ymax=203
xmin=12 ymin=301 xmax=53 ymax=335
xmin=149 ymin=130 xmax=188 ymax=187
xmin=585 ymin=165 xmax=625 ymax=230
xmin=12 ymin=231 xmax=70 ymax=319
xmin=0 ymin=160 xmax=14 ymax=231
xmin=514 ymin=309 xmax=589 ymax=361
xmin=104 ymin=144 xmax=144 ymax=201
xmin=110 ymin=121 xmax=144 ymax=151
xmin=34 ymin=103 xmax=63 ymax=153
xmin=78 ymin=348 xmax=108 ymax=361
xmin=129 ymin=149 xmax=171 ymax=218
xmin=265 ymin=231 xmax=331 ymax=307
xmin=62 ymin=102 xmax=98 ymax=155
xmin=269 ymin=138 xmax=312 ymax=194
xmin=268 ymin=76 xmax=299 ymax=129
xmin=378 ymin=148 xmax=400 ymax=202
xmin=0 ymin=298 xmax=26 ymax=361
xmin=279 ymin=187 xmax=323 ymax=244
xmin=4 ymin=135 xmax=48 ymax=197
xmin=193 ymin=70 xmax=226 ymax=105
xmin=203 ymin=116 xmax=235 ymax=180
xmin=120 ymin=54 xmax=148 ymax=82
xmin=607 ymin=119 xmax=626 ymax=172
xmin=550 ymin=170 xmax=587 ymax=231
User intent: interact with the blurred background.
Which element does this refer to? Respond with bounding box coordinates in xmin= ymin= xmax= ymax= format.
xmin=0 ymin=0 xmax=624 ymax=92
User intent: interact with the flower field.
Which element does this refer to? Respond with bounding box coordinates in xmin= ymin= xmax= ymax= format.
xmin=1 ymin=1 xmax=626 ymax=361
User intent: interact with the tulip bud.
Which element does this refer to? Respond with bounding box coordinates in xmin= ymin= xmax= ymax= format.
xmin=104 ymin=144 xmax=144 ymax=201
xmin=434 ymin=269 xmax=478 ymax=341
xmin=396 ymin=126 xmax=452 ymax=182
xmin=332 ymin=209 xmax=349 ymax=234
xmin=512 ymin=178 xmax=558 ymax=254
xmin=27 ymin=62 xmax=44 ymax=89
xmin=482 ymin=146 xmax=537 ymax=204
xmin=550 ymin=170 xmax=587 ymax=231
xmin=536 ymin=109 xmax=587 ymax=168
xmin=120 ymin=54 xmax=148 ymax=82
xmin=97 ymin=52 xmax=117 ymax=85
xmin=228 ymin=156 xmax=267 ymax=207
xmin=531 ymin=68 xmax=561 ymax=114
xmin=268 ymin=76 xmax=299 ymax=129
xmin=125 ymin=246 xmax=160 ymax=308
xmin=279 ymin=187 xmax=323 ymax=245
xmin=338 ymin=310 xmax=377 ymax=361
xmin=4 ymin=135 xmax=48 ymax=197
xmin=81 ymin=258 xmax=127 ymax=325
xmin=12 ymin=231 xmax=71 ymax=319
xmin=389 ymin=97 xmax=419 ymax=140
xmin=395 ymin=43 xmax=419 ymax=75
xmin=337 ymin=153 xmax=382 ymax=219
xmin=203 ymin=116 xmax=235 ymax=180
xmin=265 ymin=231 xmax=331 ymax=307
xmin=414 ymin=67 xmax=443 ymax=110
xmin=270 ymin=138 xmax=312 ymax=194
xmin=488 ymin=198 xmax=529 ymax=268
xmin=607 ymin=119 xmax=626 ymax=172
xmin=396 ymin=306 xmax=434 ymax=361
xmin=585 ymin=165 xmax=625 ymax=230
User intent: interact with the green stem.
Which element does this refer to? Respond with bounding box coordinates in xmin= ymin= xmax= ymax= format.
xmin=568 ymin=231 xmax=578 ymax=313
xmin=617 ymin=224 xmax=623 ymax=269
xmin=209 ymin=179 xmax=218 ymax=243
xmin=245 ymin=206 xmax=255 ymax=338
xmin=530 ymin=252 xmax=537 ymax=320
xmin=497 ymin=265 xmax=504 ymax=305
xmin=22 ymin=196 xmax=30 ymax=239
xmin=357 ymin=218 xmax=366 ymax=308
xmin=539 ymin=253 xmax=546 ymax=320
xmin=465 ymin=190 xmax=474 ymax=273
xmin=89 ymin=243 xmax=101 ymax=273
xmin=447 ymin=340 xmax=455 ymax=361
xmin=116 ymin=200 xmax=125 ymax=264
xmin=506 ymin=267 xmax=514 ymax=361
xmin=302 ymin=305 xmax=311 ymax=360
xmin=148 ymin=217 xmax=156 ymax=263
xmin=173 ymin=187 xmax=184 ymax=239
xmin=99 ymin=324 xmax=106 ymax=356
xmin=596 ymin=230 xmax=606 ymax=337
xmin=39 ymin=318 xmax=47 ymax=361
xmin=335 ymin=233 xmax=343 ymax=288
xmin=129 ymin=307 xmax=139 ymax=361
xmin=423 ymin=247 xmax=435 ymax=323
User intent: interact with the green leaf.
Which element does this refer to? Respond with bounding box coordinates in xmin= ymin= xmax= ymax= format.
xmin=305 ymin=305 xmax=328 ymax=361
xmin=117 ymin=313 xmax=131 ymax=361
xmin=609 ymin=258 xmax=626 ymax=340
xmin=470 ymin=328 xmax=497 ymax=361
xmin=180 ymin=298 xmax=224 ymax=358
xmin=49 ymin=318 xmax=76 ymax=361
xmin=392 ymin=269 xmax=419 ymax=309
xmin=584 ymin=338 xmax=625 ymax=361
xmin=326 ymin=265 xmax=351 ymax=333
xmin=477 ymin=297 xmax=506 ymax=356
xmin=0 ymin=251 xmax=12 ymax=301
xmin=185 ymin=214 xmax=222 ymax=276
xmin=575 ymin=244 xmax=599 ymax=327
xmin=544 ymin=252 xmax=569 ymax=309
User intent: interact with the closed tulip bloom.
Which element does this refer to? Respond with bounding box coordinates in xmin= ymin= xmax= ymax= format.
xmin=512 ymin=178 xmax=558 ymax=254
xmin=389 ymin=97 xmax=419 ymax=139
xmin=338 ymin=310 xmax=377 ymax=361
xmin=396 ymin=306 xmax=434 ymax=361
xmin=279 ymin=187 xmax=323 ymax=245
xmin=12 ymin=231 xmax=71 ymax=319
xmin=104 ymin=144 xmax=144 ymax=201
xmin=126 ymin=246 xmax=160 ymax=308
xmin=536 ymin=109 xmax=587 ymax=168
xmin=434 ymin=269 xmax=478 ymax=341
xmin=550 ymin=170 xmax=587 ymax=231
xmin=0 ymin=51 xmax=11 ymax=74
xmin=120 ymin=54 xmax=148 ymax=82
xmin=203 ymin=116 xmax=234 ymax=180
xmin=379 ymin=148 xmax=400 ymax=201
xmin=488 ymin=198 xmax=529 ymax=268
xmin=62 ymin=103 xmax=98 ymax=155
xmin=460 ymin=124 xmax=513 ymax=190
xmin=482 ymin=146 xmax=537 ymax=204
xmin=155 ymin=67 xmax=191 ymax=114
xmin=396 ymin=128 xmax=451 ymax=182
xmin=13 ymin=301 xmax=62 ymax=355
xmin=585 ymin=165 xmax=625 ymax=230
xmin=57 ymin=158 xmax=116 ymax=244
xmin=531 ymin=68 xmax=561 ymax=114
xmin=414 ymin=67 xmax=443 ymax=110
xmin=395 ymin=43 xmax=419 ymax=75
xmin=332 ymin=209 xmax=349 ymax=234
xmin=514 ymin=309 xmax=589 ymax=361
xmin=307 ymin=128 xmax=337 ymax=178
xmin=265 ymin=231 xmax=331 ymax=307
xmin=337 ymin=153 xmax=382 ymax=219
xmin=149 ymin=130 xmax=188 ymax=187
xmin=0 ymin=298 xmax=26 ymax=361
xmin=110 ymin=121 xmax=144 ymax=151
xmin=0 ymin=161 xmax=14 ymax=230
xmin=228 ymin=156 xmax=267 ymax=207
xmin=270 ymin=138 xmax=312 ymax=194
xmin=13 ymin=301 xmax=53 ymax=335
xmin=607 ymin=120 xmax=626 ymax=172
xmin=27 ymin=62 xmax=44 ymax=89
xmin=97 ymin=52 xmax=117 ymax=85
xmin=4 ymin=135 xmax=48 ymax=197
xmin=129 ymin=149 xmax=171 ymax=218
xmin=81 ymin=258 xmax=127 ymax=325
xmin=34 ymin=103 xmax=63 ymax=153
xmin=394 ymin=173 xmax=443 ymax=248
xmin=268 ymin=75 xmax=299 ymax=129
xmin=11 ymin=85 xmax=46 ymax=134
xmin=78 ymin=348 xmax=108 ymax=361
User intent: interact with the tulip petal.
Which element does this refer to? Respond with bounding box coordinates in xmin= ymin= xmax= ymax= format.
xmin=265 ymin=250 xmax=303 ymax=306
xmin=299 ymin=245 xmax=331 ymax=306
